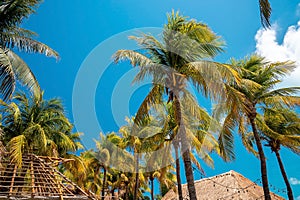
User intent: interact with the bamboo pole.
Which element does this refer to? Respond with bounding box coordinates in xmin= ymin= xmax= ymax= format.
xmin=9 ymin=164 xmax=18 ymax=197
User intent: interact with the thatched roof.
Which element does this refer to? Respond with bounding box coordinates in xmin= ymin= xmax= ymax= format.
xmin=162 ymin=170 xmax=284 ymax=200
xmin=0 ymin=153 xmax=96 ymax=200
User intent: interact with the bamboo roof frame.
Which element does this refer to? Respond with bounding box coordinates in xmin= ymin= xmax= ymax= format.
xmin=0 ymin=153 xmax=96 ymax=200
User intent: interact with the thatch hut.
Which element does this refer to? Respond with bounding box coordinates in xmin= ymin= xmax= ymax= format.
xmin=0 ymin=153 xmax=95 ymax=200
xmin=162 ymin=170 xmax=284 ymax=200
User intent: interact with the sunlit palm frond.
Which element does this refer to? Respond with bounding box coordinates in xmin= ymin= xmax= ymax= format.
xmin=0 ymin=48 xmax=15 ymax=100
xmin=134 ymin=84 xmax=164 ymax=125
xmin=7 ymin=134 xmax=26 ymax=167
xmin=217 ymin=112 xmax=236 ymax=162
xmin=263 ymin=95 xmax=300 ymax=107
xmin=184 ymin=61 xmax=238 ymax=100
xmin=189 ymin=152 xmax=205 ymax=175
xmin=7 ymin=50 xmax=41 ymax=94
xmin=113 ymin=49 xmax=153 ymax=67
xmin=1 ymin=33 xmax=59 ymax=58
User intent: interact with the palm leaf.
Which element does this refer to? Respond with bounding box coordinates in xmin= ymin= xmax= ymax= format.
xmin=7 ymin=134 xmax=26 ymax=168
xmin=0 ymin=0 xmax=41 ymax=30
xmin=7 ymin=50 xmax=41 ymax=95
xmin=3 ymin=33 xmax=59 ymax=58
xmin=259 ymin=0 xmax=272 ymax=28
xmin=134 ymin=84 xmax=164 ymax=125
xmin=217 ymin=112 xmax=236 ymax=162
xmin=0 ymin=47 xmax=14 ymax=100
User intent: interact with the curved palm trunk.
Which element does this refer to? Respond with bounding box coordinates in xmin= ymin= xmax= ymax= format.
xmin=150 ymin=176 xmax=154 ymax=200
xmin=274 ymin=149 xmax=294 ymax=200
xmin=174 ymin=97 xmax=197 ymax=200
xmin=174 ymin=142 xmax=183 ymax=200
xmin=249 ymin=116 xmax=271 ymax=200
xmin=133 ymin=151 xmax=139 ymax=200
xmin=101 ymin=166 xmax=107 ymax=200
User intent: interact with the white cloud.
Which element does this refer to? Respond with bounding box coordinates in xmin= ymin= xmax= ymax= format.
xmin=290 ymin=177 xmax=300 ymax=185
xmin=255 ymin=21 xmax=300 ymax=87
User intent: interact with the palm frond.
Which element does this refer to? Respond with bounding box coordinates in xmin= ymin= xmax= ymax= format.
xmin=113 ymin=50 xmax=153 ymax=67
xmin=7 ymin=50 xmax=41 ymax=95
xmin=259 ymin=0 xmax=272 ymax=28
xmin=134 ymin=84 xmax=164 ymax=126
xmin=0 ymin=0 xmax=42 ymax=31
xmin=184 ymin=61 xmax=239 ymax=100
xmin=263 ymin=96 xmax=300 ymax=107
xmin=190 ymin=152 xmax=205 ymax=175
xmin=7 ymin=134 xmax=26 ymax=168
xmin=0 ymin=47 xmax=15 ymax=100
xmin=217 ymin=112 xmax=236 ymax=162
xmin=1 ymin=33 xmax=59 ymax=58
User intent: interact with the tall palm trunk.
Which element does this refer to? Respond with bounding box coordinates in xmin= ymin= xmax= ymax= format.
xmin=174 ymin=141 xmax=183 ymax=200
xmin=274 ymin=149 xmax=294 ymax=200
xmin=249 ymin=115 xmax=271 ymax=200
xmin=133 ymin=151 xmax=139 ymax=200
xmin=174 ymin=96 xmax=197 ymax=200
xmin=150 ymin=175 xmax=154 ymax=200
xmin=101 ymin=166 xmax=107 ymax=200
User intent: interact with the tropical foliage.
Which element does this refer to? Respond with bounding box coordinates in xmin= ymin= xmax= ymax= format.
xmin=257 ymin=107 xmax=300 ymax=200
xmin=216 ymin=55 xmax=300 ymax=200
xmin=0 ymin=0 xmax=58 ymax=100
xmin=259 ymin=0 xmax=272 ymax=28
xmin=0 ymin=92 xmax=82 ymax=167
xmin=0 ymin=1 xmax=299 ymax=200
xmin=114 ymin=11 xmax=238 ymax=200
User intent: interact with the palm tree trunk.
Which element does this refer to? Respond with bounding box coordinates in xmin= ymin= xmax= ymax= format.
xmin=111 ymin=188 xmax=115 ymax=200
xmin=133 ymin=151 xmax=139 ymax=200
xmin=249 ymin=116 xmax=271 ymax=200
xmin=274 ymin=149 xmax=294 ymax=200
xmin=174 ymin=142 xmax=183 ymax=200
xmin=150 ymin=176 xmax=154 ymax=200
xmin=102 ymin=166 xmax=107 ymax=200
xmin=174 ymin=96 xmax=197 ymax=200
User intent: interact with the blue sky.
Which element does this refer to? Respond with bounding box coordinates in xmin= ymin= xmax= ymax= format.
xmin=19 ymin=0 xmax=300 ymax=198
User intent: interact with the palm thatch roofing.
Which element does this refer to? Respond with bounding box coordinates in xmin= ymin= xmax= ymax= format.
xmin=0 ymin=153 xmax=96 ymax=200
xmin=162 ymin=170 xmax=284 ymax=200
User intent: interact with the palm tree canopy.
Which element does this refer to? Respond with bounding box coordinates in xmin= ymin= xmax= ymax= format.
xmin=216 ymin=54 xmax=300 ymax=160
xmin=114 ymin=11 xmax=237 ymax=125
xmin=258 ymin=107 xmax=300 ymax=154
xmin=0 ymin=92 xmax=81 ymax=167
xmin=0 ymin=0 xmax=59 ymax=100
xmin=0 ymin=0 xmax=58 ymax=56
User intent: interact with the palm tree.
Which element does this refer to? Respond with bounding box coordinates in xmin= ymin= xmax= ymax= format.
xmin=0 ymin=0 xmax=59 ymax=100
xmin=98 ymin=131 xmax=137 ymax=199
xmin=119 ymin=116 xmax=162 ymax=200
xmin=153 ymin=100 xmax=220 ymax=200
xmin=94 ymin=133 xmax=113 ymax=200
xmin=114 ymin=11 xmax=237 ymax=199
xmin=0 ymin=92 xmax=79 ymax=167
xmin=217 ymin=55 xmax=300 ymax=200
xmin=62 ymin=150 xmax=94 ymax=192
xmin=257 ymin=107 xmax=300 ymax=200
